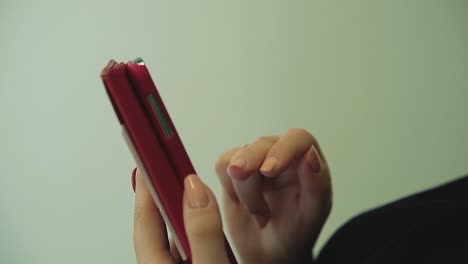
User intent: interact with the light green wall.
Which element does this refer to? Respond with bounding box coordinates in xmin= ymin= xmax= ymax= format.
xmin=1 ymin=1 xmax=467 ymax=263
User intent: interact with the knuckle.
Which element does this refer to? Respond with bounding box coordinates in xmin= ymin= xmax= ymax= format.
xmin=256 ymin=136 xmax=277 ymax=144
xmin=287 ymin=128 xmax=319 ymax=145
xmin=266 ymin=144 xmax=280 ymax=157
xmin=133 ymin=205 xmax=145 ymax=223
xmin=287 ymin=127 xmax=311 ymax=137
xmin=186 ymin=212 xmax=223 ymax=239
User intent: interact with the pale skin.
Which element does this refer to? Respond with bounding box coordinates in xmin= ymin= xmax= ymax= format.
xmin=133 ymin=128 xmax=332 ymax=264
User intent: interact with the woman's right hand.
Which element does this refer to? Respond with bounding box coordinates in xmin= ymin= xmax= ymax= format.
xmin=216 ymin=128 xmax=332 ymax=264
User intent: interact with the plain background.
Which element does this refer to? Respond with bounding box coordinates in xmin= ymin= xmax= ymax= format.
xmin=1 ymin=1 xmax=467 ymax=263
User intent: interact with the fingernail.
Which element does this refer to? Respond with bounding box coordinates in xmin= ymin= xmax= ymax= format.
xmin=185 ymin=174 xmax=209 ymax=208
xmin=307 ymin=147 xmax=321 ymax=173
xmin=228 ymin=159 xmax=248 ymax=180
xmin=230 ymin=159 xmax=247 ymax=169
xmin=260 ymin=157 xmax=278 ymax=176
xmin=131 ymin=168 xmax=137 ymax=192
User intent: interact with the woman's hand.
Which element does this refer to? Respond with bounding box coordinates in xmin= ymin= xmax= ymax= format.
xmin=216 ymin=128 xmax=332 ymax=264
xmin=133 ymin=170 xmax=230 ymax=264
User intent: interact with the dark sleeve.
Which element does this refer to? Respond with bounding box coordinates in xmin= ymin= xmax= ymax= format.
xmin=314 ymin=175 xmax=468 ymax=264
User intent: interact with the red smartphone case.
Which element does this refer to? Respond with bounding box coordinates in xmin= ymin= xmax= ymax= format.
xmin=101 ymin=58 xmax=236 ymax=263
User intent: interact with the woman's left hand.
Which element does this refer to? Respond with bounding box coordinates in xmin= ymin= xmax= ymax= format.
xmin=133 ymin=170 xmax=230 ymax=264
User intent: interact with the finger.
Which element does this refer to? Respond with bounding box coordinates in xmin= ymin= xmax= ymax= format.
xmin=227 ymin=136 xmax=277 ymax=180
xmin=215 ymin=147 xmax=243 ymax=204
xmin=226 ymin=137 xmax=278 ymax=222
xmin=297 ymin=145 xmax=332 ymax=221
xmin=183 ymin=174 xmax=230 ymax=264
xmin=236 ymin=172 xmax=272 ymax=227
xmin=260 ymin=128 xmax=319 ymax=177
xmin=215 ymin=147 xmax=252 ymax=230
xmin=133 ymin=168 xmax=175 ymax=264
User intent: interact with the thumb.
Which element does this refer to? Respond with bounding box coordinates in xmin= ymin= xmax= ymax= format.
xmin=183 ymin=174 xmax=230 ymax=264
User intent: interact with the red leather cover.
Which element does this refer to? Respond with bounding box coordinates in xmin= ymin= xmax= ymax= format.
xmin=101 ymin=59 xmax=237 ymax=263
xmin=126 ymin=61 xmax=195 ymax=186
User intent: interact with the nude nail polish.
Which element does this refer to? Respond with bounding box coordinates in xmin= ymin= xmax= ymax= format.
xmin=230 ymin=159 xmax=247 ymax=169
xmin=260 ymin=157 xmax=278 ymax=175
xmin=185 ymin=174 xmax=209 ymax=208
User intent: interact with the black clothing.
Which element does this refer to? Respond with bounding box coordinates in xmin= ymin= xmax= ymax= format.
xmin=316 ymin=175 xmax=468 ymax=264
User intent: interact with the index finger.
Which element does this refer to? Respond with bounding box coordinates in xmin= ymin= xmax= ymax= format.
xmin=260 ymin=128 xmax=324 ymax=177
xmin=227 ymin=138 xmax=277 ymax=225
